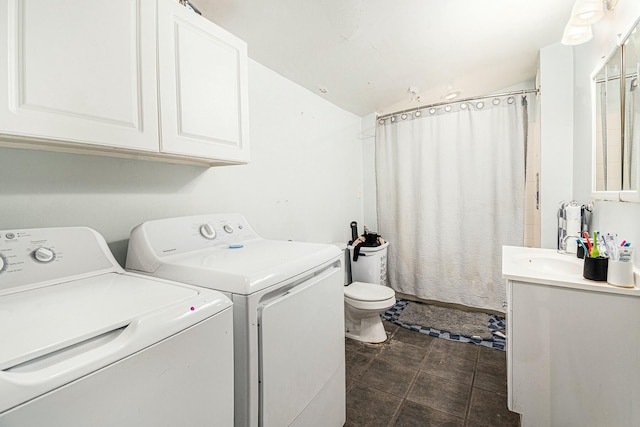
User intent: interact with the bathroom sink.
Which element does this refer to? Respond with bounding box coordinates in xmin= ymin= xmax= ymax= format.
xmin=503 ymin=246 xmax=639 ymax=298
xmin=512 ymin=254 xmax=583 ymax=276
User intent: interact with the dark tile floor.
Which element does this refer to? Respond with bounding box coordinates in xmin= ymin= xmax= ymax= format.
xmin=345 ymin=320 xmax=520 ymax=427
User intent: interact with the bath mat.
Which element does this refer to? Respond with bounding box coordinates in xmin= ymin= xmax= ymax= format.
xmin=398 ymin=303 xmax=493 ymax=339
xmin=382 ymin=299 xmax=507 ymax=350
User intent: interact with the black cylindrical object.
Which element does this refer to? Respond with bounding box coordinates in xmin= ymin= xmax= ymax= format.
xmin=350 ymin=221 xmax=358 ymax=243
xmin=583 ymin=256 xmax=608 ymax=281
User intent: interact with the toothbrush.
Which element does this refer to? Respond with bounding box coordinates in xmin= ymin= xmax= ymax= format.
xmin=583 ymin=231 xmax=593 ymax=257
xmin=577 ymin=239 xmax=589 ymax=256
xmin=591 ymin=232 xmax=600 ymax=258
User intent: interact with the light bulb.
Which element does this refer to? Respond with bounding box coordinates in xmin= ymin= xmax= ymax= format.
xmin=570 ymin=0 xmax=604 ymax=26
xmin=561 ymin=23 xmax=593 ymax=45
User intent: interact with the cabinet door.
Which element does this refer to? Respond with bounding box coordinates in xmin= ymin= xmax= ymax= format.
xmin=157 ymin=0 xmax=249 ymax=163
xmin=0 ymin=0 xmax=159 ymax=152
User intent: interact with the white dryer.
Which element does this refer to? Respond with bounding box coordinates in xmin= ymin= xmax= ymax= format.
xmin=0 ymin=226 xmax=234 ymax=426
xmin=126 ymin=214 xmax=345 ymax=427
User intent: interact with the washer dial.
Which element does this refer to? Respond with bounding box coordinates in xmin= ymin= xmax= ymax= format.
xmin=33 ymin=247 xmax=56 ymax=263
xmin=0 ymin=253 xmax=6 ymax=273
xmin=199 ymin=224 xmax=217 ymax=240
xmin=223 ymin=224 xmax=234 ymax=234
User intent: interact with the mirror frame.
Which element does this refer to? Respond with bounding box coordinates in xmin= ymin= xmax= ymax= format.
xmin=591 ymin=15 xmax=640 ymax=202
xmin=620 ymin=17 xmax=640 ymax=202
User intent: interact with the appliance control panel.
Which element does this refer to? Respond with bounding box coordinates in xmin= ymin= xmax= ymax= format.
xmin=0 ymin=227 xmax=119 ymax=294
xmin=134 ymin=214 xmax=260 ymax=258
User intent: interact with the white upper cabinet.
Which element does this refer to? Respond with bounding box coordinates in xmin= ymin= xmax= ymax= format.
xmin=0 ymin=0 xmax=159 ymax=152
xmin=157 ymin=0 xmax=249 ymax=163
xmin=0 ymin=0 xmax=249 ymax=166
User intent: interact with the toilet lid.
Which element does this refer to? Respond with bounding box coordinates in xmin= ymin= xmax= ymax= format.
xmin=344 ymin=282 xmax=395 ymax=302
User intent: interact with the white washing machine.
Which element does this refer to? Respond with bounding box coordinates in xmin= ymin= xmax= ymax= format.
xmin=0 ymin=226 xmax=234 ymax=426
xmin=126 ymin=214 xmax=345 ymax=427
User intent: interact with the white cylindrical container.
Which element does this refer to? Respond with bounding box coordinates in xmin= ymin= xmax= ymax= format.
xmin=607 ymin=260 xmax=635 ymax=288
xmin=348 ymin=242 xmax=389 ymax=286
xmin=608 ymin=247 xmax=635 ymax=288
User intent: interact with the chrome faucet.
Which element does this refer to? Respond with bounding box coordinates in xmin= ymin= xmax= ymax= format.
xmin=558 ymin=234 xmax=580 ymax=255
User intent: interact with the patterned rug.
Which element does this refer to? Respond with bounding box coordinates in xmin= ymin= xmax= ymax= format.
xmin=382 ymin=299 xmax=507 ymax=350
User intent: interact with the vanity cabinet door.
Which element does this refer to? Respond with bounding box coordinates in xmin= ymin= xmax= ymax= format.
xmin=157 ymin=0 xmax=250 ymax=163
xmin=0 ymin=0 xmax=159 ymax=152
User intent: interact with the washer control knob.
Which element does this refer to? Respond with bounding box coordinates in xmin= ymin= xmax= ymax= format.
xmin=199 ymin=224 xmax=216 ymax=240
xmin=34 ymin=247 xmax=55 ymax=263
xmin=0 ymin=253 xmax=6 ymax=272
xmin=223 ymin=224 xmax=234 ymax=234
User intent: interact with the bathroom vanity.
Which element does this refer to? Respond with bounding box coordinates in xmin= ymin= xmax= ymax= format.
xmin=502 ymin=246 xmax=640 ymax=427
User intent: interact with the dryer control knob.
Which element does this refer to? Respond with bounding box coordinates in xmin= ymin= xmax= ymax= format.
xmin=199 ymin=224 xmax=217 ymax=240
xmin=0 ymin=253 xmax=6 ymax=272
xmin=223 ymin=224 xmax=234 ymax=233
xmin=34 ymin=247 xmax=55 ymax=263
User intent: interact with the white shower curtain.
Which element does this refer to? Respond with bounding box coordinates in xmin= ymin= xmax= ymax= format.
xmin=376 ymin=96 xmax=527 ymax=312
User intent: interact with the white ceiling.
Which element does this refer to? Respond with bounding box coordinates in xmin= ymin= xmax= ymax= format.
xmin=195 ymin=0 xmax=576 ymax=117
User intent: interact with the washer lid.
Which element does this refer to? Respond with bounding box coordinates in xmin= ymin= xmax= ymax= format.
xmin=0 ymin=272 xmax=228 ymax=371
xmin=344 ymin=282 xmax=395 ymax=301
xmin=149 ymin=240 xmax=341 ymax=295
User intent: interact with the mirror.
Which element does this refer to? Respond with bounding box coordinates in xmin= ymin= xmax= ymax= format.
xmin=593 ymin=47 xmax=622 ymax=194
xmin=592 ymin=16 xmax=640 ymax=201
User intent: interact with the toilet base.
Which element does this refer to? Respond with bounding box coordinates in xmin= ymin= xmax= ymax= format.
xmin=344 ymin=310 xmax=388 ymax=343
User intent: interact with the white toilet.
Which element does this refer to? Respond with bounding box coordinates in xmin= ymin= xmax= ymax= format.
xmin=340 ymin=242 xmax=396 ymax=343
xmin=344 ymin=281 xmax=396 ymax=343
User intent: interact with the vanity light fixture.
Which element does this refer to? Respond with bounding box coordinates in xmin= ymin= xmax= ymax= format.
xmin=572 ymin=0 xmax=605 ymax=25
xmin=562 ymin=24 xmax=593 ymax=45
xmin=561 ymin=0 xmax=618 ymax=45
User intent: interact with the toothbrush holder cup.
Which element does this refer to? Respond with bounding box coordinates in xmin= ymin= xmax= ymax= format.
xmin=583 ymin=256 xmax=608 ymax=282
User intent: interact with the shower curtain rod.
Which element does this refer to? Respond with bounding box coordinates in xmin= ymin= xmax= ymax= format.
xmin=377 ymin=88 xmax=539 ymax=120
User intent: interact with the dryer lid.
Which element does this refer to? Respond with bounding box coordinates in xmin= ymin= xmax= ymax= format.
xmin=126 ymin=214 xmax=341 ymax=295
xmin=142 ymin=240 xmax=341 ymax=295
xmin=344 ymin=282 xmax=395 ymax=301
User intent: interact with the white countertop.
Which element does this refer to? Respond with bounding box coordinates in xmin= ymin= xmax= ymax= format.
xmin=502 ymin=246 xmax=640 ymax=297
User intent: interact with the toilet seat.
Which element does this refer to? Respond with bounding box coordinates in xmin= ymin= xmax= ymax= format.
xmin=344 ymin=282 xmax=395 ymax=311
xmin=345 ymin=281 xmax=395 ymax=301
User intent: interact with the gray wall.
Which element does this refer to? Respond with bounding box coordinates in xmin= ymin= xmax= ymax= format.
xmin=0 ymin=59 xmax=364 ymax=265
